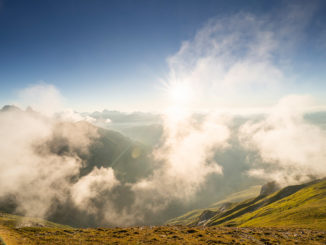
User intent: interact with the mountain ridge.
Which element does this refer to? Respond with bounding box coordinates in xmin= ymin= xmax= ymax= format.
xmin=168 ymin=178 xmax=326 ymax=230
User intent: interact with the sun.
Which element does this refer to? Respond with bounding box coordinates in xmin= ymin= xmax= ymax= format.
xmin=163 ymin=81 xmax=194 ymax=121
xmin=169 ymin=82 xmax=192 ymax=104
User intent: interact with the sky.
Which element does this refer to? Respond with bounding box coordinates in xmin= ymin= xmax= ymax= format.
xmin=0 ymin=0 xmax=325 ymax=112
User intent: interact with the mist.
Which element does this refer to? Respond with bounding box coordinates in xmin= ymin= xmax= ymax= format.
xmin=0 ymin=106 xmax=99 ymax=218
xmin=240 ymin=95 xmax=326 ymax=186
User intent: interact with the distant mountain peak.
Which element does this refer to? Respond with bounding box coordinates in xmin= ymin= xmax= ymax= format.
xmin=0 ymin=105 xmax=21 ymax=112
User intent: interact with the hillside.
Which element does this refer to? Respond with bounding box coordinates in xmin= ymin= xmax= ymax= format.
xmin=222 ymin=179 xmax=326 ymax=229
xmin=167 ymin=185 xmax=261 ymax=225
xmin=169 ymin=179 xmax=326 ymax=230
xmin=0 ymin=212 xmax=70 ymax=244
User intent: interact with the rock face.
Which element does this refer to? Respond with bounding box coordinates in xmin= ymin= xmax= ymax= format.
xmin=259 ymin=181 xmax=280 ymax=197
xmin=218 ymin=202 xmax=232 ymax=212
xmin=196 ymin=202 xmax=233 ymax=226
xmin=198 ymin=210 xmax=217 ymax=225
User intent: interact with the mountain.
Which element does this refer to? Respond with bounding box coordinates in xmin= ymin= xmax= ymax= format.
xmin=117 ymin=123 xmax=163 ymax=146
xmin=217 ymin=179 xmax=326 ymax=229
xmin=168 ymin=179 xmax=326 ymax=230
xmin=166 ymin=185 xmax=261 ymax=226
xmin=0 ymin=105 xmax=21 ymax=112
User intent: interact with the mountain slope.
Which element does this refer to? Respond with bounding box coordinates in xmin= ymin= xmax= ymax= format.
xmin=206 ymin=180 xmax=316 ymax=227
xmin=166 ymin=185 xmax=261 ymax=225
xmin=168 ymin=179 xmax=326 ymax=230
xmin=0 ymin=212 xmax=71 ymax=244
xmin=224 ymin=179 xmax=326 ymax=229
xmin=0 ymin=212 xmax=70 ymax=229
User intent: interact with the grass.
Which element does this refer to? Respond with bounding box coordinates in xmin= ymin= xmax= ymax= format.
xmin=166 ymin=185 xmax=261 ymax=225
xmin=0 ymin=213 xmax=71 ymax=229
xmin=229 ymin=179 xmax=326 ymax=229
xmin=0 ymin=212 xmax=71 ymax=245
xmin=208 ymin=185 xmax=262 ymax=209
xmin=169 ymin=179 xmax=326 ymax=231
xmin=1 ymin=225 xmax=326 ymax=244
xmin=194 ymin=179 xmax=326 ymax=230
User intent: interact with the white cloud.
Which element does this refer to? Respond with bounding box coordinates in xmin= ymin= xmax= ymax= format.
xmin=240 ymin=94 xmax=326 ymax=185
xmin=18 ymin=83 xmax=64 ymax=116
xmin=71 ymin=167 xmax=119 ymax=214
xmin=0 ymin=109 xmax=91 ymax=218
xmin=56 ymin=108 xmax=96 ymax=123
xmin=164 ymin=13 xmax=287 ymax=110
xmin=130 ymin=112 xmax=230 ymax=216
xmin=0 ymin=84 xmax=100 ymax=219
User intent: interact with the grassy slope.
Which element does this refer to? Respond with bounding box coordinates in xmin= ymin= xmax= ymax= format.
xmin=0 ymin=213 xmax=71 ymax=229
xmin=168 ymin=179 xmax=326 ymax=230
xmin=204 ymin=179 xmax=326 ymax=230
xmin=166 ymin=185 xmax=261 ymax=225
xmin=208 ymin=185 xmax=262 ymax=209
xmin=228 ymin=179 xmax=326 ymax=229
xmin=0 ymin=213 xmax=71 ymax=244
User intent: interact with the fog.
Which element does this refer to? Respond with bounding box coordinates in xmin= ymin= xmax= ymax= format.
xmin=240 ymin=95 xmax=326 ymax=185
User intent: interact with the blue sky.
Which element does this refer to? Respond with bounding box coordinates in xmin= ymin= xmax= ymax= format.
xmin=0 ymin=0 xmax=325 ymax=112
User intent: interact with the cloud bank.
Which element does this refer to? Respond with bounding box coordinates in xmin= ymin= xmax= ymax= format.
xmin=240 ymin=95 xmax=326 ymax=186
xmin=0 ymin=106 xmax=99 ymax=218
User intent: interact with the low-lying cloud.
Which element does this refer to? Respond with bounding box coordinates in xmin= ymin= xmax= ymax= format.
xmin=0 ymin=107 xmax=98 ymax=218
xmin=240 ymin=95 xmax=326 ymax=186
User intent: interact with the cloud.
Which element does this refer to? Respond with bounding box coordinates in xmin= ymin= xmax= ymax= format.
xmin=0 ymin=108 xmax=87 ymax=218
xmin=18 ymin=83 xmax=65 ymax=117
xmin=118 ymin=111 xmax=230 ymax=223
xmin=239 ymin=94 xmax=326 ymax=185
xmin=0 ymin=82 xmax=102 ymax=219
xmin=137 ymin=10 xmax=288 ymax=213
xmin=164 ymin=13 xmax=285 ymax=110
xmin=163 ymin=2 xmax=319 ymax=110
xmin=71 ymin=167 xmax=119 ymax=214
xmin=17 ymin=83 xmax=98 ymax=124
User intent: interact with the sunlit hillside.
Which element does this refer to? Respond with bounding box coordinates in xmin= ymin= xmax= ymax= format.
xmin=169 ymin=179 xmax=326 ymax=230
